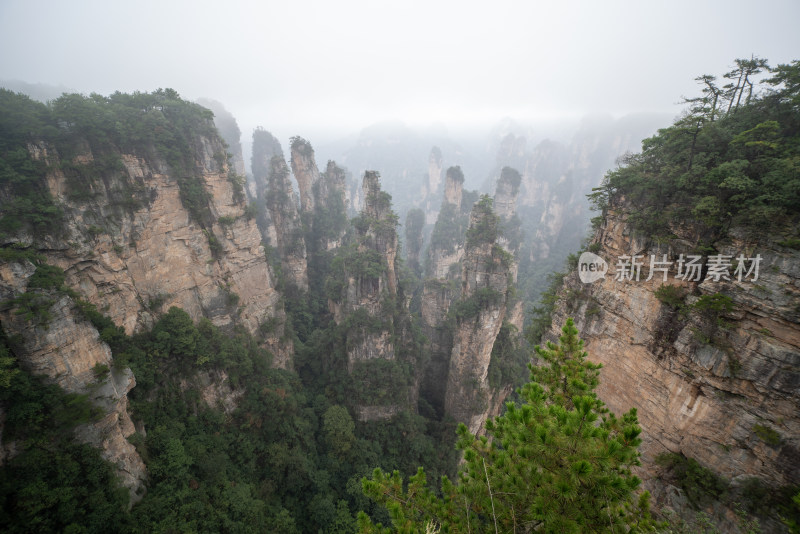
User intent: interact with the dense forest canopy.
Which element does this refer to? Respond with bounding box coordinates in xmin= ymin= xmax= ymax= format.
xmin=589 ymin=59 xmax=800 ymax=243
xmin=1 ymin=58 xmax=800 ymax=533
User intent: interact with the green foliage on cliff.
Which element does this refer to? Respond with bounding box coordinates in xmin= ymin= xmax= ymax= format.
xmin=589 ymin=58 xmax=800 ymax=239
xmin=0 ymin=90 xmax=64 ymax=237
xmin=0 ymin=259 xmax=83 ymax=325
xmin=0 ymin=331 xmax=129 ymax=532
xmin=448 ymin=287 xmax=503 ymax=321
xmin=487 ymin=321 xmax=528 ymax=390
xmin=429 ymin=203 xmax=464 ymax=255
xmin=359 ymin=319 xmax=655 ymax=533
xmin=465 ymin=194 xmax=501 ymax=248
xmin=0 ymin=88 xmax=233 ymax=253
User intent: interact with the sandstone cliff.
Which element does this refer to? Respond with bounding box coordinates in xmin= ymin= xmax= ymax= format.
xmin=443 ymin=197 xmax=516 ymax=434
xmin=423 ymin=146 xmax=444 ymax=224
xmin=547 ymin=208 xmax=800 ymax=524
xmin=250 ymin=127 xmax=283 ymax=245
xmin=425 ymin=166 xmax=467 ymax=280
xmin=493 ymin=166 xmax=521 ymax=221
xmin=265 ymin=155 xmax=309 ymax=293
xmin=311 ymin=160 xmax=349 ymax=252
xmin=290 ymin=137 xmax=320 ymax=214
xmin=0 ymin=94 xmax=291 ymax=501
xmin=418 ymin=167 xmax=467 ymax=415
xmin=196 ymin=98 xmax=246 ymax=178
xmin=0 ymin=270 xmax=146 ymax=499
xmin=39 ymin=137 xmax=287 ymax=363
xmin=328 ymin=172 xmax=410 ymax=420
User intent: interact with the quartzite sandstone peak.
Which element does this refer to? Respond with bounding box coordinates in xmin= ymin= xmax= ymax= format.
xmin=443 ymin=198 xmax=516 ymax=434
xmin=290 ymin=137 xmax=320 ymax=214
xmin=265 ymin=155 xmax=309 ymax=293
xmin=547 ymin=207 xmax=800 ymax=523
xmin=1 ymin=114 xmax=290 ymax=500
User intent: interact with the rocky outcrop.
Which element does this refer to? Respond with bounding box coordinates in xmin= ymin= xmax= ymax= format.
xmin=329 ymin=172 xmax=411 ymax=418
xmin=418 ymin=167 xmax=469 ymax=414
xmin=250 ymin=127 xmax=283 ymax=245
xmin=493 ymin=166 xmax=521 ymax=221
xmin=290 ymin=137 xmax=320 ymax=214
xmin=425 ymin=167 xmax=469 ymax=280
xmin=319 ymin=161 xmax=348 ymax=213
xmin=0 ymin=265 xmax=146 ymax=499
xmin=311 ymin=160 xmax=349 ymax=251
xmin=196 ymin=98 xmax=246 ymax=177
xmin=331 ymin=171 xmax=399 ymax=323
xmin=17 ymin=132 xmax=289 ymax=363
xmin=443 ymin=198 xmax=515 ymax=434
xmin=265 ymin=156 xmax=309 ymax=293
xmin=0 ymin=115 xmax=292 ymax=498
xmin=424 ymin=146 xmax=444 ymax=224
xmin=180 ymin=369 xmax=244 ymax=415
xmin=360 ymin=171 xmax=399 ymax=296
xmin=443 ymin=165 xmax=464 ymax=211
xmin=548 ymin=208 xmax=800 ymax=496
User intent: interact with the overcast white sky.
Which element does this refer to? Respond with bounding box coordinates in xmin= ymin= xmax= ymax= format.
xmin=1 ymin=0 xmax=798 ymax=140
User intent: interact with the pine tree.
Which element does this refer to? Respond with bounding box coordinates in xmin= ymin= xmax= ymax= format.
xmin=359 ymin=318 xmax=655 ymax=533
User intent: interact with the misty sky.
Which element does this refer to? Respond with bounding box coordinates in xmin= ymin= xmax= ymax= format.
xmin=1 ymin=0 xmax=798 ymax=141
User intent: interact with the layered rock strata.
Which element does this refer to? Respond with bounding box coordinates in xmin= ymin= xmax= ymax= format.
xmin=290 ymin=137 xmax=320 ymax=214
xmin=548 ymin=209 xmax=800 ymax=492
xmin=423 ymin=147 xmax=444 ymax=224
xmin=0 ymin=122 xmax=292 ymax=500
xmin=0 ymin=264 xmax=146 ymax=500
xmin=265 ymin=156 xmax=309 ymax=293
xmin=329 ymin=172 xmax=406 ymax=420
xmin=443 ymin=199 xmax=515 ymax=434
xmin=250 ymin=128 xmax=284 ymax=245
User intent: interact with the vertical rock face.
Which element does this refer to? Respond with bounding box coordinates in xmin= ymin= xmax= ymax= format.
xmin=443 ymin=166 xmax=464 ymax=210
xmin=493 ymin=167 xmax=523 ymax=283
xmin=196 ymin=98 xmax=246 ymax=177
xmin=0 ymin=264 xmax=147 ymax=498
xmin=424 ymin=147 xmax=444 ymax=224
xmin=404 ymin=208 xmax=425 ymax=276
xmin=418 ymin=167 xmax=469 ymax=414
xmin=250 ymin=128 xmax=284 ymax=245
xmin=0 ymin=95 xmax=291 ymax=503
xmin=319 ymin=161 xmax=348 ymax=212
xmin=19 ymin=134 xmax=286 ymax=355
xmin=329 ymin=172 xmax=408 ymax=420
xmin=312 ymin=160 xmax=349 ymax=251
xmin=418 ymin=277 xmax=457 ymax=416
xmin=360 ymin=171 xmax=399 ymax=295
xmin=493 ymin=166 xmax=521 ymax=221
xmin=330 ymin=171 xmax=398 ymax=322
xmin=426 ymin=146 xmax=444 ymax=199
xmin=290 ymin=137 xmax=320 ymax=214
xmin=425 ymin=166 xmax=470 ymax=280
xmin=443 ymin=198 xmax=515 ymax=434
xmin=265 ymin=156 xmax=309 ymax=293
xmin=548 ymin=209 xmax=800 ymax=492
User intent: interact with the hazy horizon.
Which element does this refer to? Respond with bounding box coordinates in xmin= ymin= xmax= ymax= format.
xmin=2 ymin=0 xmax=798 ymax=145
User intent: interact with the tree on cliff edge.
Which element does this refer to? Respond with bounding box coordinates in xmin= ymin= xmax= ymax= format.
xmin=358 ymin=318 xmax=655 ymax=533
